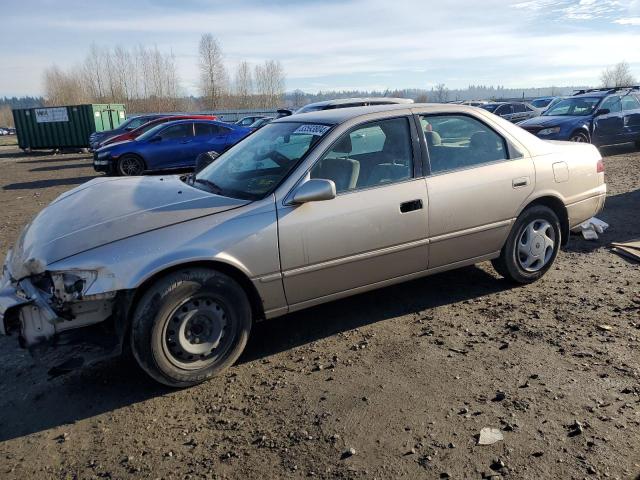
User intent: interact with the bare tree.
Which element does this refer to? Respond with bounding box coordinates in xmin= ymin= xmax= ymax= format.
xmin=601 ymin=61 xmax=637 ymax=88
xmin=43 ymin=65 xmax=87 ymax=105
xmin=254 ymin=60 xmax=285 ymax=108
xmin=234 ymin=61 xmax=253 ymax=109
xmin=432 ymin=83 xmax=449 ymax=103
xmin=199 ymin=34 xmax=227 ymax=109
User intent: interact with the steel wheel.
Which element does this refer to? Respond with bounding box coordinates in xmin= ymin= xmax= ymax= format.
xmin=570 ymin=133 xmax=588 ymax=143
xmin=118 ymin=155 xmax=145 ymax=176
xmin=517 ymin=219 xmax=556 ymax=272
xmin=162 ymin=295 xmax=235 ymax=371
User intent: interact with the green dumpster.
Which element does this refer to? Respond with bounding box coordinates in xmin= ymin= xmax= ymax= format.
xmin=12 ymin=104 xmax=126 ymax=151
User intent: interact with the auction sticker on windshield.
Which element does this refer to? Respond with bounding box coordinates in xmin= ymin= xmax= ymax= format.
xmin=293 ymin=124 xmax=331 ymax=136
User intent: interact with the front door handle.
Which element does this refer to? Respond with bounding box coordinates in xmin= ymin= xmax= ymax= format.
xmin=512 ymin=177 xmax=530 ymax=188
xmin=400 ymin=199 xmax=423 ymax=213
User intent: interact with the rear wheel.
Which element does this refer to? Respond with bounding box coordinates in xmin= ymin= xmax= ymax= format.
xmin=130 ymin=268 xmax=252 ymax=387
xmin=569 ymin=131 xmax=589 ymax=143
xmin=492 ymin=205 xmax=561 ymax=284
xmin=117 ymin=154 xmax=145 ymax=176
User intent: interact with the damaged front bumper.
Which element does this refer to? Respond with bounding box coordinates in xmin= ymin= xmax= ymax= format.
xmin=1 ymin=265 xmax=131 ymax=371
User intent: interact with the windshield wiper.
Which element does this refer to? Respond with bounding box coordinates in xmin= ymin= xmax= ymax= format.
xmin=194 ymin=178 xmax=223 ymax=194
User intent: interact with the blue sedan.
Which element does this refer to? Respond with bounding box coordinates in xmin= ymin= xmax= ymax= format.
xmin=93 ymin=120 xmax=252 ymax=176
xmin=518 ymin=87 xmax=640 ymax=147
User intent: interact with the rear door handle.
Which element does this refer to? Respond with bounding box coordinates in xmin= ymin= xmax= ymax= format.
xmin=400 ymin=199 xmax=423 ymax=213
xmin=512 ymin=177 xmax=529 ymax=188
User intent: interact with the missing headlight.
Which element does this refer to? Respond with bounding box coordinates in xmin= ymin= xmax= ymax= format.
xmin=51 ymin=271 xmax=98 ymax=302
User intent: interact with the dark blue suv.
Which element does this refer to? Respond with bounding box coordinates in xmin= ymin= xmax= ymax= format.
xmin=518 ymin=87 xmax=640 ymax=147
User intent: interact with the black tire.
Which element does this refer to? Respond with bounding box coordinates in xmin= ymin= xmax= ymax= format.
xmin=492 ymin=205 xmax=561 ymax=284
xmin=130 ymin=268 xmax=252 ymax=387
xmin=569 ymin=131 xmax=589 ymax=143
xmin=117 ymin=154 xmax=146 ymax=176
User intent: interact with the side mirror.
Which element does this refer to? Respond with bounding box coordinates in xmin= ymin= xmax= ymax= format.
xmin=596 ymin=108 xmax=610 ymax=116
xmin=150 ymin=135 xmax=162 ymax=143
xmin=292 ymin=179 xmax=336 ymax=204
xmin=195 ymin=150 xmax=220 ymax=172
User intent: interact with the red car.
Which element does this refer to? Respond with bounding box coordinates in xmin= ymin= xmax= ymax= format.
xmin=99 ymin=114 xmax=218 ymax=147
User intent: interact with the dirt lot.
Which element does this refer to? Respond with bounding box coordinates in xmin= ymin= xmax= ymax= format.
xmin=0 ymin=144 xmax=638 ymax=480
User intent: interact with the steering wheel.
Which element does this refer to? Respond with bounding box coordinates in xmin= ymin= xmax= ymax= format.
xmin=268 ymin=150 xmax=291 ymax=166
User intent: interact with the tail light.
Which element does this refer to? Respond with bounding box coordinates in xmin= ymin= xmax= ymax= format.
xmin=596 ymin=158 xmax=605 ymax=173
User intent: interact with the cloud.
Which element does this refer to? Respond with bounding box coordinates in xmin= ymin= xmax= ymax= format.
xmin=1 ymin=0 xmax=640 ymax=95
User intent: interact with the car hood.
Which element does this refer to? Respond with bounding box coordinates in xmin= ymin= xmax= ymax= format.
xmin=7 ymin=175 xmax=249 ymax=280
xmin=97 ymin=139 xmax=135 ymax=151
xmin=519 ymin=115 xmax=587 ymax=128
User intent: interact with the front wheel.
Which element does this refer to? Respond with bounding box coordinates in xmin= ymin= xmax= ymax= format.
xmin=130 ymin=268 xmax=252 ymax=387
xmin=117 ymin=154 xmax=145 ymax=176
xmin=569 ymin=131 xmax=589 ymax=143
xmin=492 ymin=205 xmax=561 ymax=284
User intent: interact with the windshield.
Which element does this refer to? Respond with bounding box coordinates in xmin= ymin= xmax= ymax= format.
xmin=124 ymin=116 xmax=153 ymax=130
xmin=544 ymin=97 xmax=600 ymax=116
xmin=531 ymin=99 xmax=552 ymax=108
xmin=480 ymin=104 xmax=499 ymax=113
xmin=193 ymin=122 xmax=331 ymax=200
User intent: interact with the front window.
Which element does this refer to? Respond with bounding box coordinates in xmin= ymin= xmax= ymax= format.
xmin=193 ymin=122 xmax=331 ymax=199
xmin=310 ymin=117 xmax=413 ymax=193
xmin=544 ymin=97 xmax=600 ymax=116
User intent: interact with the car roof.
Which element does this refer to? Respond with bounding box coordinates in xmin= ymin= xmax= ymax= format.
xmin=274 ymin=103 xmax=486 ymax=125
xmin=300 ymin=97 xmax=414 ymax=109
xmin=158 ymin=119 xmax=230 ymax=126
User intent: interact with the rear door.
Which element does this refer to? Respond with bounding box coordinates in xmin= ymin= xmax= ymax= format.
xmin=621 ymin=94 xmax=640 ymax=143
xmin=192 ymin=123 xmax=231 ymax=165
xmin=420 ymin=113 xmax=534 ymax=268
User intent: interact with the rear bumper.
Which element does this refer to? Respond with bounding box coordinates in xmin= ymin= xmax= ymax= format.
xmin=567 ymin=188 xmax=607 ymax=230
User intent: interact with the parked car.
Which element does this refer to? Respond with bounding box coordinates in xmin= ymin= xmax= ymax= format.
xmin=249 ymin=117 xmax=275 ymax=129
xmin=236 ymin=116 xmax=268 ymax=127
xmin=0 ymin=127 xmax=8 ymax=135
xmin=295 ymin=97 xmax=414 ymax=114
xmin=7 ymin=128 xmax=16 ymax=135
xmin=1 ymin=103 xmax=606 ymax=386
xmin=518 ymin=87 xmax=640 ymax=146
xmin=93 ymin=119 xmax=251 ymax=176
xmin=89 ymin=113 xmax=217 ymax=150
xmin=480 ymin=102 xmax=539 ymax=122
xmin=98 ymin=115 xmax=218 ymax=148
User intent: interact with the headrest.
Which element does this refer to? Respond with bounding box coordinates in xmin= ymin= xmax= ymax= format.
xmin=333 ymin=134 xmax=352 ymax=154
xmin=470 ymin=131 xmax=495 ymax=149
xmin=424 ymin=131 xmax=442 ymax=147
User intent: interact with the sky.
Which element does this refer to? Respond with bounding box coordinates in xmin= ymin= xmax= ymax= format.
xmin=1 ymin=0 xmax=640 ymax=97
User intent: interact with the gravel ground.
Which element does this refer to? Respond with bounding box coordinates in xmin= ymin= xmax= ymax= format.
xmin=0 ymin=145 xmax=638 ymax=480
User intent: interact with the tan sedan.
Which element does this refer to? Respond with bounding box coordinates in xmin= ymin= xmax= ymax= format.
xmin=1 ymin=104 xmax=606 ymax=386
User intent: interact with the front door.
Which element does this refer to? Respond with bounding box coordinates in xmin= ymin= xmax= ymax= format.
xmin=593 ymin=96 xmax=624 ymax=146
xmin=277 ymin=116 xmax=429 ymax=307
xmin=420 ymin=113 xmax=535 ymax=268
xmin=621 ymin=94 xmax=640 ymax=143
xmin=152 ymin=122 xmax=195 ymax=169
